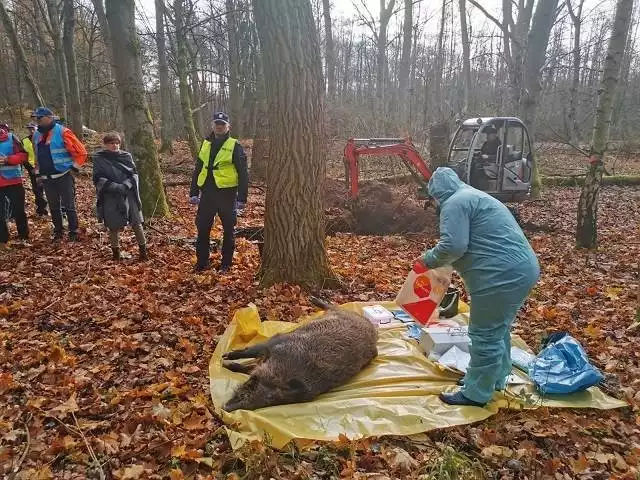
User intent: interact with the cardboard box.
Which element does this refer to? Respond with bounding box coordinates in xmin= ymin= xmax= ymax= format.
xmin=419 ymin=326 xmax=471 ymax=356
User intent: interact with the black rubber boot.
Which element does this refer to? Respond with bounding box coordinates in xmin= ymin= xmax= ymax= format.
xmin=112 ymin=247 xmax=121 ymax=261
xmin=139 ymin=244 xmax=148 ymax=261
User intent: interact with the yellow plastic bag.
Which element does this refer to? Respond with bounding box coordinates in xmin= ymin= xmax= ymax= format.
xmin=210 ymin=302 xmax=626 ymax=450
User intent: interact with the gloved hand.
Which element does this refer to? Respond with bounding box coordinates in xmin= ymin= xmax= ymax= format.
xmin=189 ymin=196 xmax=200 ymax=205
xmin=235 ymin=201 xmax=246 ymax=215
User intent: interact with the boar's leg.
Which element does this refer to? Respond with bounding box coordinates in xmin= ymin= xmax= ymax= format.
xmin=222 ymin=360 xmax=258 ymax=374
xmin=222 ymin=335 xmax=283 ymax=360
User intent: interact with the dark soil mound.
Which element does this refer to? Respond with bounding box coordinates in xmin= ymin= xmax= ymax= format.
xmin=324 ymin=179 xmax=438 ymax=236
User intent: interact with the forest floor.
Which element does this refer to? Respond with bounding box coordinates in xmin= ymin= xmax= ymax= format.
xmin=0 ymin=141 xmax=639 ymax=479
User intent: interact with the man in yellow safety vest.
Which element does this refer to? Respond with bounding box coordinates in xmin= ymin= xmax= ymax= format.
xmin=189 ymin=111 xmax=248 ymax=272
xmin=21 ymin=122 xmax=48 ymax=216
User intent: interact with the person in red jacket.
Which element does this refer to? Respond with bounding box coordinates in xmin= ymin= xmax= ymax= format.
xmin=0 ymin=123 xmax=29 ymax=245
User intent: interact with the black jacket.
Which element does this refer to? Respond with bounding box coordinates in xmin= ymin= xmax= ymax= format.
xmin=189 ymin=133 xmax=249 ymax=202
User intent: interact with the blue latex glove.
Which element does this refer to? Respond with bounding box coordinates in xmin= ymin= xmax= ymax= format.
xmin=235 ymin=201 xmax=246 ymax=215
xmin=189 ymin=195 xmax=200 ymax=205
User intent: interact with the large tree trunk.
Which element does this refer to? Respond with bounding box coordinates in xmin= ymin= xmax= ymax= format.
xmin=458 ymin=0 xmax=472 ymax=114
xmin=0 ymin=1 xmax=45 ymax=105
xmin=226 ymin=0 xmax=242 ymax=136
xmin=322 ymin=0 xmax=336 ymax=101
xmin=519 ymin=0 xmax=559 ymax=199
xmin=173 ymin=0 xmax=200 ymax=158
xmin=397 ymin=0 xmax=412 ymax=128
xmin=155 ymin=0 xmax=173 ymax=152
xmin=567 ymin=0 xmax=585 ymax=143
xmin=63 ymin=0 xmax=83 ymax=138
xmin=46 ymin=0 xmax=69 ymax=118
xmin=106 ymin=0 xmax=169 ymax=218
xmin=252 ymin=0 xmax=334 ymax=288
xmin=90 ymin=0 xmax=111 ymax=51
xmin=576 ymin=0 xmax=633 ymax=248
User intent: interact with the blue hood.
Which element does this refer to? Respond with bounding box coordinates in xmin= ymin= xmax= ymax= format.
xmin=428 ymin=167 xmax=466 ymax=204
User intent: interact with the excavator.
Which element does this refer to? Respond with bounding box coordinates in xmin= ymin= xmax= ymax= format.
xmin=343 ymin=117 xmax=533 ymax=205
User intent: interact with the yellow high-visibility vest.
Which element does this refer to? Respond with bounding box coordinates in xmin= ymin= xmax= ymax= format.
xmin=196 ymin=137 xmax=238 ymax=188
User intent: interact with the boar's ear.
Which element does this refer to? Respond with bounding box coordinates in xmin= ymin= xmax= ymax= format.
xmin=287 ymin=378 xmax=309 ymax=400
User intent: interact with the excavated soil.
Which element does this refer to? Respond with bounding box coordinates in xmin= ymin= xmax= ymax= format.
xmin=324 ymin=179 xmax=439 ymax=236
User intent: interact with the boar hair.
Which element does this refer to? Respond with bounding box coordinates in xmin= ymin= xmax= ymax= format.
xmin=222 ymin=297 xmax=378 ymax=412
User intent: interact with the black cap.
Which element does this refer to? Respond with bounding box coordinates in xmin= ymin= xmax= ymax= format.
xmin=213 ymin=112 xmax=230 ymax=124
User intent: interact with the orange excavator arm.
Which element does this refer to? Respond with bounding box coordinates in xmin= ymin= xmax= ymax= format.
xmin=343 ymin=138 xmax=432 ymax=200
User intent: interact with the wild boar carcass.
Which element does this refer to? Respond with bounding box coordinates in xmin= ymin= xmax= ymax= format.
xmin=222 ymin=297 xmax=378 ymax=412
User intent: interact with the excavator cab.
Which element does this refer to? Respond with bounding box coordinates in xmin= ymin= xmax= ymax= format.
xmin=447 ymin=117 xmax=533 ymax=202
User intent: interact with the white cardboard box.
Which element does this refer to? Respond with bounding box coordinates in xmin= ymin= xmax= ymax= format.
xmin=420 ymin=326 xmax=471 ymax=355
xmin=362 ymin=305 xmax=394 ymax=326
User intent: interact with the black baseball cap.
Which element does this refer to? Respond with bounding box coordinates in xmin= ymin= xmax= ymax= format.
xmin=213 ymin=112 xmax=230 ymax=125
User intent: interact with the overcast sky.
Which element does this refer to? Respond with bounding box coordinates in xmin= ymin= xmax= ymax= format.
xmin=134 ymin=0 xmax=617 ymax=40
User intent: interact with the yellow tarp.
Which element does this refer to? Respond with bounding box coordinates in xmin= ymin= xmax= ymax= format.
xmin=209 ymin=302 xmax=627 ymax=450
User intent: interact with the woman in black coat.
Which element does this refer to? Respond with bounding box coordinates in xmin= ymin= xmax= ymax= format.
xmin=93 ymin=132 xmax=147 ymax=260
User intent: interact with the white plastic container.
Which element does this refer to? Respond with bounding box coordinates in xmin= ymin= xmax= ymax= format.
xmin=362 ymin=305 xmax=394 ymax=326
xmin=419 ymin=326 xmax=471 ymax=355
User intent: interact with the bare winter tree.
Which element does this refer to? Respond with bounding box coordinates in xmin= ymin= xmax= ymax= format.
xmin=156 ymin=0 xmax=173 ymax=152
xmin=253 ymin=0 xmax=334 ymax=287
xmin=576 ymin=0 xmax=633 ymax=248
xmin=63 ymin=0 xmax=83 ymax=137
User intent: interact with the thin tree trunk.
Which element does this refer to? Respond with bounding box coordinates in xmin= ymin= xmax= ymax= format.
xmin=458 ymin=0 xmax=471 ymax=114
xmin=63 ymin=0 xmax=83 ymax=137
xmin=0 ymin=1 xmax=45 ymax=105
xmin=174 ymin=0 xmax=200 ymax=158
xmin=90 ymin=0 xmax=111 ymax=51
xmin=46 ymin=0 xmax=69 ymax=118
xmin=519 ymin=0 xmax=560 ymax=199
xmin=226 ymin=0 xmax=242 ymax=136
xmin=434 ymin=0 xmax=447 ymax=121
xmin=252 ymin=0 xmax=334 ymax=288
xmin=567 ymin=0 xmax=584 ymax=143
xmin=322 ymin=0 xmax=336 ymax=100
xmin=576 ymin=0 xmax=633 ymax=248
xmin=106 ymin=0 xmax=169 ymax=218
xmin=250 ymin=48 xmax=268 ymax=181
xmin=397 ymin=0 xmax=412 ymax=128
xmin=376 ymin=0 xmax=396 ymax=123
xmin=155 ymin=0 xmax=173 ymax=152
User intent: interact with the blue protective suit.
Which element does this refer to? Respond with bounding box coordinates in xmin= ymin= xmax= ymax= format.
xmin=423 ymin=167 xmax=540 ymax=404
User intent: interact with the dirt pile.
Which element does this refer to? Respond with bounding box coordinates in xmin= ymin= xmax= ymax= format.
xmin=324 ymin=179 xmax=438 ymax=235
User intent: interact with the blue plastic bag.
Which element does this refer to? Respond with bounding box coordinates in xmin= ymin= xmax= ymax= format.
xmin=529 ymin=332 xmax=604 ymax=394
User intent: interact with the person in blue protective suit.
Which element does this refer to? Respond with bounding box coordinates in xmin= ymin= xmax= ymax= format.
xmin=416 ymin=167 xmax=540 ymax=407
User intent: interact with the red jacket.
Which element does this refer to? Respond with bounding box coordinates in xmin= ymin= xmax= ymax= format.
xmin=0 ymin=137 xmax=28 ymax=188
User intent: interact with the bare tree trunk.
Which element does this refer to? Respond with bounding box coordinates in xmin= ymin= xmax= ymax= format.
xmin=576 ymin=0 xmax=633 ymax=248
xmin=90 ymin=0 xmax=111 ymax=51
xmin=155 ymin=0 xmax=173 ymax=152
xmin=252 ymin=0 xmax=334 ymax=288
xmin=322 ymin=0 xmax=336 ymax=100
xmin=376 ymin=0 xmax=396 ymax=122
xmin=63 ymin=0 xmax=83 ymax=137
xmin=397 ymin=0 xmax=412 ymax=128
xmin=46 ymin=0 xmax=69 ymax=118
xmin=519 ymin=0 xmax=559 ymax=199
xmin=106 ymin=0 xmax=169 ymax=218
xmin=174 ymin=0 xmax=200 ymax=158
xmin=226 ymin=0 xmax=242 ymax=136
xmin=567 ymin=0 xmax=584 ymax=143
xmin=0 ymin=1 xmax=45 ymax=105
xmin=250 ymin=49 xmax=268 ymax=181
xmin=458 ymin=0 xmax=471 ymax=114
xmin=434 ymin=0 xmax=447 ymax=120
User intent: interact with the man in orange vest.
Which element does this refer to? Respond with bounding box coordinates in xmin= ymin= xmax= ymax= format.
xmin=31 ymin=107 xmax=87 ymax=241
